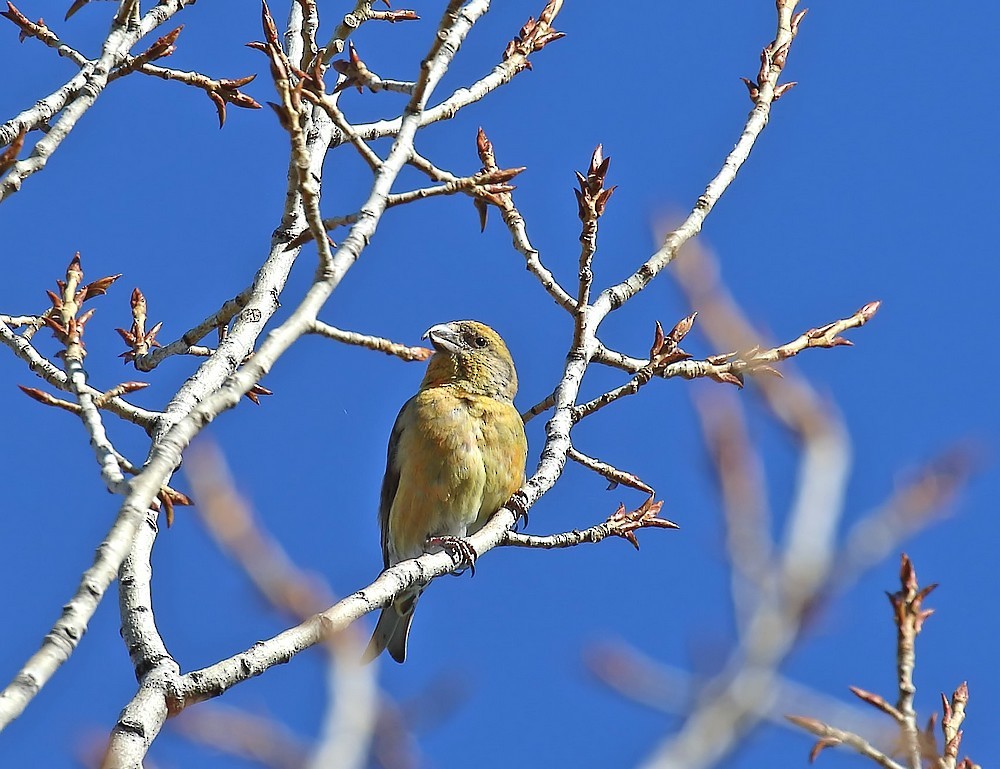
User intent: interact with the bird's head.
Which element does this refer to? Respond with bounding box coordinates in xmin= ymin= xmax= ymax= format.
xmin=420 ymin=320 xmax=518 ymax=401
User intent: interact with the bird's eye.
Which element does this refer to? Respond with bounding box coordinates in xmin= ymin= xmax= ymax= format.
xmin=474 ymin=336 xmax=488 ymax=348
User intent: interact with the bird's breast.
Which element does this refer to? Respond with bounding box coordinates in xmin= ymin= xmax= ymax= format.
xmin=386 ymin=386 xmax=527 ymax=562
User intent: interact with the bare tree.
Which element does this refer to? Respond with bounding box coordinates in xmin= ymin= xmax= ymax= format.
xmin=0 ymin=1 xmax=943 ymax=767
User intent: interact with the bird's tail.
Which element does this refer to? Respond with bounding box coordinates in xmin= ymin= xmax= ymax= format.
xmin=362 ymin=590 xmax=420 ymax=664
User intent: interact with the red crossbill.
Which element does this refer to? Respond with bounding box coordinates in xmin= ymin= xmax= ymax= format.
xmin=363 ymin=320 xmax=528 ymax=663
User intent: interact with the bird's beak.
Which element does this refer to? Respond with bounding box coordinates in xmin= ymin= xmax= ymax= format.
xmin=423 ymin=323 xmax=462 ymax=354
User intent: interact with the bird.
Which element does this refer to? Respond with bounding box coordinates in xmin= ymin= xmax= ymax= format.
xmin=363 ymin=320 xmax=528 ymax=663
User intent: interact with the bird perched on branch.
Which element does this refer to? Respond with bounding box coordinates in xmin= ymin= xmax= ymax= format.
xmin=364 ymin=320 xmax=527 ymax=663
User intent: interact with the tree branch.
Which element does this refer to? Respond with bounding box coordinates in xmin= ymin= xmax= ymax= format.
xmin=1 ymin=0 xmax=197 ymax=201
xmin=308 ymin=321 xmax=431 ymax=362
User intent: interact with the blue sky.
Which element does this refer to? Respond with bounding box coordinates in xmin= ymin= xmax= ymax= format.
xmin=0 ymin=2 xmax=996 ymax=768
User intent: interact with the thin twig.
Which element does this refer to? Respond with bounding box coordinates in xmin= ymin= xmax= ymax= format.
xmin=585 ymin=301 xmax=879 ymax=419
xmin=319 ymin=0 xmax=417 ymax=62
xmin=890 ymin=555 xmax=932 ymax=769
xmin=352 ymin=0 xmax=564 ymax=140
xmin=594 ymin=3 xmax=803 ymax=317
xmin=133 ymin=292 xmax=247 ymax=372
xmin=0 ymin=4 xmax=88 ymax=66
xmin=1 ymin=0 xmax=198 ymax=201
xmin=520 ymin=388 xmax=556 ymax=423
xmin=504 ymin=497 xmax=677 ymax=551
xmin=302 ymin=89 xmax=383 ymax=171
xmin=568 ymin=446 xmax=654 ymax=495
xmin=116 ymin=62 xmax=261 ymax=127
xmin=785 ymin=715 xmax=908 ymax=769
xmin=473 ymin=128 xmax=576 ymax=312
xmin=1 ymin=320 xmax=157 ymax=432
xmin=309 ymin=321 xmax=431 ymax=362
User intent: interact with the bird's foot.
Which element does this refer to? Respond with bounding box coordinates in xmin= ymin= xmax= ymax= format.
xmin=427 ymin=535 xmax=478 ymax=576
xmin=508 ymin=490 xmax=529 ymax=530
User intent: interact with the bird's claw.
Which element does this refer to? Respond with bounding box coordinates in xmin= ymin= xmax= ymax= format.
xmin=427 ymin=535 xmax=478 ymax=576
xmin=507 ymin=491 xmax=529 ymax=530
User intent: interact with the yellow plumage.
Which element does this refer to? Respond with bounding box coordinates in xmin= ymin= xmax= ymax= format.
xmin=364 ymin=321 xmax=527 ymax=663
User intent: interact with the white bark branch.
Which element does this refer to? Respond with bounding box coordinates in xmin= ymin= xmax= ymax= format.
xmin=0 ymin=0 xmax=197 ymax=201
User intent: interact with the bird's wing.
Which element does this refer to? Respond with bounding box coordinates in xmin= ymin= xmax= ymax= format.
xmin=378 ymin=397 xmax=412 ymax=569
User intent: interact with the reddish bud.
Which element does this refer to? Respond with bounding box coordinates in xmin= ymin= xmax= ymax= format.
xmin=650 ymin=320 xmax=666 ymax=359
xmin=809 ymin=738 xmax=841 ymax=763
xmin=0 ymin=124 xmax=26 ymax=174
xmin=715 ymin=371 xmax=745 ymax=389
xmin=740 ymin=76 xmax=760 ymax=101
xmin=785 ymin=714 xmax=825 ymax=733
xmin=244 ymin=383 xmax=273 ymax=405
xmin=67 ymin=252 xmax=83 ymax=279
xmin=860 ymin=300 xmax=881 ymax=320
xmin=774 ymin=81 xmax=798 ymax=100
xmin=669 ymin=312 xmax=697 ymax=343
xmin=260 ymin=0 xmax=279 ymax=46
xmin=791 ymin=8 xmax=808 ymax=35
